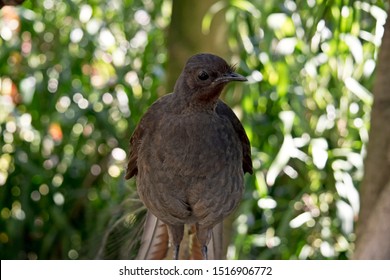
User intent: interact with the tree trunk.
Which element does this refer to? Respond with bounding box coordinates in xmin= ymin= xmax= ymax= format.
xmin=166 ymin=0 xmax=229 ymax=91
xmin=353 ymin=6 xmax=390 ymax=259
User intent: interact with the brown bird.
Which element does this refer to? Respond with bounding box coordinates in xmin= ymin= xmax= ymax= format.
xmin=126 ymin=53 xmax=252 ymax=260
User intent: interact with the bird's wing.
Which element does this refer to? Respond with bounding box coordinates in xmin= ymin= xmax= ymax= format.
xmin=125 ymin=120 xmax=143 ymax=179
xmin=216 ymin=100 xmax=253 ymax=174
xmin=125 ymin=95 xmax=173 ymax=179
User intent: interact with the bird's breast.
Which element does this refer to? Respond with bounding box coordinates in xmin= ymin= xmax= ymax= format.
xmin=151 ymin=112 xmax=242 ymax=176
xmin=136 ymin=111 xmax=244 ymax=226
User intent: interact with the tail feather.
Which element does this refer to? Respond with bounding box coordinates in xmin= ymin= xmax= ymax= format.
xmin=136 ymin=211 xmax=170 ymax=260
xmin=136 ymin=212 xmax=224 ymax=260
xmin=208 ymin=222 xmax=224 ymax=260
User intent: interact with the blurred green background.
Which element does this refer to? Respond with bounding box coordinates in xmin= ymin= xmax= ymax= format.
xmin=0 ymin=0 xmax=388 ymax=259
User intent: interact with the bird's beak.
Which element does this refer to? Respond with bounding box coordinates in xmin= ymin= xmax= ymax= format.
xmin=214 ymin=72 xmax=247 ymax=84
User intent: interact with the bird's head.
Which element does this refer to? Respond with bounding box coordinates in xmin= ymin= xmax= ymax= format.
xmin=174 ymin=53 xmax=247 ymax=107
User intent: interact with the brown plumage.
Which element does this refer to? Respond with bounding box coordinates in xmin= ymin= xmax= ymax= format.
xmin=135 ymin=211 xmax=170 ymax=260
xmin=126 ymin=53 xmax=252 ymax=259
xmin=136 ymin=212 xmax=224 ymax=259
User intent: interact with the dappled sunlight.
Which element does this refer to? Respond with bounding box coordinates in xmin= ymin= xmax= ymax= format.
xmin=0 ymin=0 xmax=169 ymax=259
xmin=0 ymin=0 xmax=388 ymax=260
xmin=226 ymin=0 xmax=387 ymax=260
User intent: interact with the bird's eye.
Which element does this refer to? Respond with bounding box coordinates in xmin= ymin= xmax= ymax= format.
xmin=197 ymin=71 xmax=209 ymax=81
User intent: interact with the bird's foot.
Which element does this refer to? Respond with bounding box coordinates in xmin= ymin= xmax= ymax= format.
xmin=201 ymin=245 xmax=208 ymax=260
xmin=173 ymin=245 xmax=180 ymax=260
